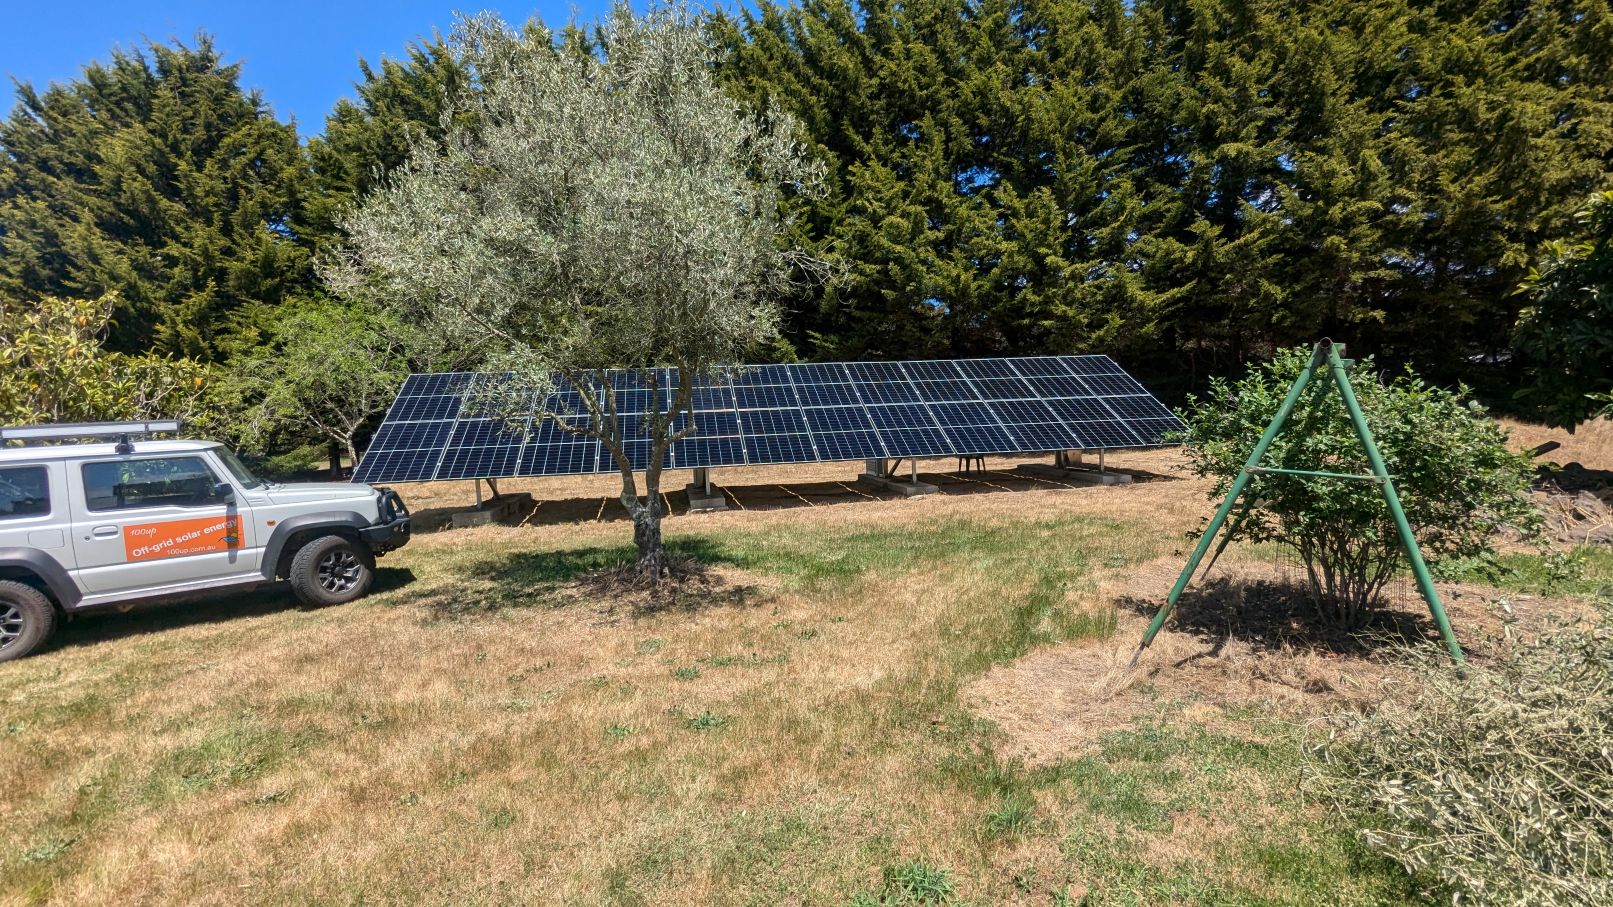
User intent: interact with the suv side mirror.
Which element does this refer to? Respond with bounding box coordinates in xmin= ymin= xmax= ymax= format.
xmin=212 ymin=482 xmax=235 ymax=503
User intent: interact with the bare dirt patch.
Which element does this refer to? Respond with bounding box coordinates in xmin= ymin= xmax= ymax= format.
xmin=558 ymin=559 xmax=770 ymax=620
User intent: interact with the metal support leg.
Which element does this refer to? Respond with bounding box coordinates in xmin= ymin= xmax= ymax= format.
xmin=911 ymin=459 xmax=918 ymax=484
xmin=473 ymin=481 xmax=483 ymax=507
xmin=1325 ymin=343 xmax=1463 ymax=662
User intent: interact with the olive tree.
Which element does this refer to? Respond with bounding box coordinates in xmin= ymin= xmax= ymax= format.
xmin=1179 ymin=348 xmax=1537 ymax=629
xmin=327 ymin=4 xmax=824 ymax=578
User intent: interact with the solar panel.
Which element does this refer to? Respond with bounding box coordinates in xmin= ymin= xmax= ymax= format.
xmin=353 ymin=356 xmax=1183 ymax=484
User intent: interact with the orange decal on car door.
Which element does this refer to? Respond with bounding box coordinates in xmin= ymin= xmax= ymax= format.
xmin=123 ymin=516 xmax=242 ymax=562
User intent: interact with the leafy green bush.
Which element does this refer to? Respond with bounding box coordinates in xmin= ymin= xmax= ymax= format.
xmin=1313 ymin=605 xmax=1613 ymax=905
xmin=1179 ymin=347 xmax=1536 ymax=628
xmin=1514 ymin=191 xmax=1613 ymax=428
xmin=0 ymin=294 xmax=216 ymax=427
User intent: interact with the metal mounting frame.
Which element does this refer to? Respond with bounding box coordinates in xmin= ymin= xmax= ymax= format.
xmin=1128 ymin=340 xmax=1463 ymax=669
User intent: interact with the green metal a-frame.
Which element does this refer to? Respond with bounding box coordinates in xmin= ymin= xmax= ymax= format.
xmin=1129 ymin=339 xmax=1464 ymax=670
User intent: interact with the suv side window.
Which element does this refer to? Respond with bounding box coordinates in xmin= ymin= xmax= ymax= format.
xmin=0 ymin=466 xmax=50 ymax=519
xmin=82 ymin=457 xmax=223 ymax=512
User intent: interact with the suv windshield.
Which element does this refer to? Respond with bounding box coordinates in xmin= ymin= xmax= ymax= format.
xmin=214 ymin=447 xmax=266 ymax=490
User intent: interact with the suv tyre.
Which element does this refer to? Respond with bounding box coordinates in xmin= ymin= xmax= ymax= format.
xmin=288 ymin=535 xmax=375 ymax=607
xmin=0 ymin=580 xmax=56 ymax=663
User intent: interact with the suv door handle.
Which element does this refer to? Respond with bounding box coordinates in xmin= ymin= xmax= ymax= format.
xmin=90 ymin=526 xmax=120 ymax=539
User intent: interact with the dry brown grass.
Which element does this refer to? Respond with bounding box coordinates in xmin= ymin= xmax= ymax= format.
xmin=0 ymin=446 xmax=1586 ymax=906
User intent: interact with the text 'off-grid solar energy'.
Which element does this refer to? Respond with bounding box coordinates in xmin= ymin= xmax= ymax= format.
xmin=353 ymin=356 xmax=1182 ymax=484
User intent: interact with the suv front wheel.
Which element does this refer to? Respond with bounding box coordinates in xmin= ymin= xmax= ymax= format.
xmin=288 ymin=535 xmax=375 ymax=607
xmin=0 ymin=580 xmax=56 ymax=663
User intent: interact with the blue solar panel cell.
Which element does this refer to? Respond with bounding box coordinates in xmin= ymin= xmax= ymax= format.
xmin=811 ymin=430 xmax=886 ymax=460
xmin=1061 ymin=355 xmax=1126 ymax=376
xmin=912 ymin=380 xmax=981 ymax=403
xmin=520 ymin=442 xmax=598 ymax=476
xmin=672 ymin=436 xmax=744 ymax=468
xmin=1044 ymin=398 xmax=1119 ymax=423
xmin=804 ymin=406 xmax=875 ymax=433
xmin=991 ymin=399 xmax=1062 ymax=423
xmin=1026 ymin=376 xmax=1091 ymax=398
xmin=449 ymin=419 xmax=528 ymax=447
xmin=368 ymin=421 xmax=453 ymax=453
xmin=793 ymin=382 xmax=861 ymax=407
xmin=1005 ymin=357 xmax=1073 ymax=377
xmin=866 ymin=405 xmax=937 ymax=430
xmin=358 ymin=450 xmax=442 ymax=483
xmin=846 ymin=362 xmax=907 ymax=381
xmin=955 ymin=359 xmax=1019 ymax=379
xmin=1007 ymin=422 xmax=1081 ymax=452
xmin=692 ymin=410 xmax=739 ymax=435
xmin=736 ymin=364 xmax=795 ymax=385
xmin=526 ymin=421 xmax=565 ymax=445
xmin=744 ymin=434 xmax=816 ymax=464
xmin=437 ymin=445 xmax=523 ymax=480
xmin=929 ymin=401 xmax=1000 ymax=426
xmin=856 ymin=381 xmax=921 ymax=404
xmin=899 ymin=361 xmax=964 ymax=381
xmin=691 ymin=386 xmax=735 ymax=411
xmin=390 ymin=395 xmax=462 ymax=421
xmin=1064 ymin=421 xmax=1142 ymax=448
xmin=878 ymin=428 xmax=953 ymax=457
xmin=786 ymin=362 xmax=850 ymax=382
xmin=741 ymin=408 xmax=809 ymax=435
xmin=734 ymin=385 xmax=797 ymax=409
xmin=973 ymin=378 xmax=1036 ymax=400
xmin=945 ymin=424 xmax=1019 ymax=454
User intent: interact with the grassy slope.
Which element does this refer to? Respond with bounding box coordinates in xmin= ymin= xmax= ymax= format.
xmin=1 ymin=495 xmax=1422 ymax=905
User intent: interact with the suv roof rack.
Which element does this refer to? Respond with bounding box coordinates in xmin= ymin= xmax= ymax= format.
xmin=0 ymin=420 xmax=183 ymax=453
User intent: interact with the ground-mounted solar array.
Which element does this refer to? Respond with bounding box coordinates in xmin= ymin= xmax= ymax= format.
xmin=352 ymin=356 xmax=1184 ymax=484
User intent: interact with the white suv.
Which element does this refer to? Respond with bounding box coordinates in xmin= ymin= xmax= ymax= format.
xmin=0 ymin=422 xmax=410 ymax=662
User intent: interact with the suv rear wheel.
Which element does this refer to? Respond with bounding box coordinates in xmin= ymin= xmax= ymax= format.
xmin=0 ymin=580 xmax=56 ymax=663
xmin=288 ymin=535 xmax=375 ymax=607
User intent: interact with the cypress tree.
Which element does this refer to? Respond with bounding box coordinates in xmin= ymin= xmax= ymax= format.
xmin=716 ymin=0 xmax=1612 ymax=377
xmin=0 ymin=36 xmax=310 ymax=360
xmin=303 ymin=35 xmax=471 ymax=253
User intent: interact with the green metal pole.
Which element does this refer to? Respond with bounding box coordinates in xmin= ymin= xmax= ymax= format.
xmin=1128 ymin=343 xmax=1325 ymax=670
xmin=1323 ymin=343 xmax=1464 ymax=662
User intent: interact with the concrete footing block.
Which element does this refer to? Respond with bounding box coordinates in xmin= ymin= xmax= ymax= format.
xmin=1018 ymin=464 xmax=1134 ymax=486
xmin=450 ymin=492 xmax=534 ymax=528
xmin=858 ymin=473 xmax=939 ymax=496
xmin=685 ymin=483 xmax=729 ymax=512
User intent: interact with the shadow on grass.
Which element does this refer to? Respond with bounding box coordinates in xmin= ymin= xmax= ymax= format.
xmin=49 ymin=567 xmax=417 ymax=652
xmin=1117 ymin=576 xmax=1437 ymax=658
xmin=392 ymin=537 xmax=762 ymax=621
xmin=405 ymin=465 xmax=1184 ymax=532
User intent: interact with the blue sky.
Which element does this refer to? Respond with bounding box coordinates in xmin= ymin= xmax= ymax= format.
xmin=0 ymin=2 xmax=622 ymax=135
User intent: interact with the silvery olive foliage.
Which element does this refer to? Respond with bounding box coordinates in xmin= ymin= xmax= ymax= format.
xmin=1313 ymin=602 xmax=1613 ymax=906
xmin=327 ymin=3 xmax=828 ymax=575
xmin=1179 ymin=348 xmax=1537 ymax=628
